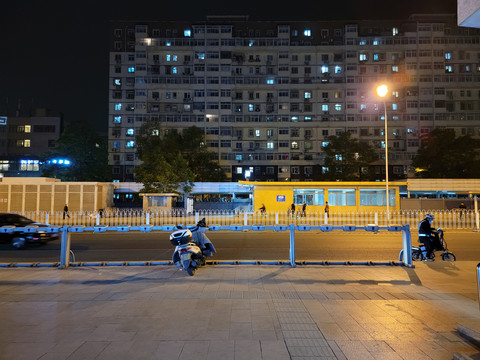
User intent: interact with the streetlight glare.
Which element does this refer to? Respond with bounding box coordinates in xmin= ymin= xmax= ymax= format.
xmin=377 ymin=84 xmax=388 ymax=97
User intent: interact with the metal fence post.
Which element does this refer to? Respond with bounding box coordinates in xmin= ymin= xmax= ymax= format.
xmin=59 ymin=226 xmax=71 ymax=269
xmin=477 ymin=263 xmax=480 ymax=311
xmin=401 ymin=224 xmax=413 ymax=267
xmin=289 ymin=224 xmax=296 ymax=267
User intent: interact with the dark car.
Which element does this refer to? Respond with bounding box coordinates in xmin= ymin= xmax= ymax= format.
xmin=0 ymin=213 xmax=59 ymax=249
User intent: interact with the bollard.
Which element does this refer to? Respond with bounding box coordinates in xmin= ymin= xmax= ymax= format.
xmin=59 ymin=226 xmax=71 ymax=269
xmin=146 ymin=212 xmax=150 ymax=225
xmin=244 ymin=211 xmax=248 ymax=226
xmin=289 ymin=225 xmax=296 ymax=267
xmin=275 ymin=212 xmax=279 ymax=225
xmin=401 ymin=224 xmax=413 ymax=267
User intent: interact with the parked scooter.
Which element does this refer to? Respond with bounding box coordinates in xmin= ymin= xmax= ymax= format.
xmin=399 ymin=228 xmax=456 ymax=262
xmin=170 ymin=218 xmax=216 ymax=276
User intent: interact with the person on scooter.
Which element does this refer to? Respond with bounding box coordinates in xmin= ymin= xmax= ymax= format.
xmin=418 ymin=213 xmax=441 ymax=260
xmin=191 ymin=218 xmax=216 ymax=256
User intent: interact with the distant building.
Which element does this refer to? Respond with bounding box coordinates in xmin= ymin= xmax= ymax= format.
xmin=0 ymin=108 xmax=62 ymax=177
xmin=109 ymin=14 xmax=480 ymax=182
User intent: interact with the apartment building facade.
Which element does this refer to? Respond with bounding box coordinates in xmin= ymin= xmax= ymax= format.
xmin=109 ymin=14 xmax=480 ymax=182
xmin=0 ymin=108 xmax=61 ymax=177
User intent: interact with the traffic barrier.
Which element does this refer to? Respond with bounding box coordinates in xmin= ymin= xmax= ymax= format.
xmin=0 ymin=223 xmax=414 ymax=269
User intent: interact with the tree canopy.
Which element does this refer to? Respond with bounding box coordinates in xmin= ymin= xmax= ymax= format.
xmin=134 ymin=122 xmax=226 ymax=193
xmin=411 ymin=128 xmax=480 ymax=178
xmin=322 ymin=132 xmax=379 ymax=181
xmin=41 ymin=121 xmax=110 ymax=181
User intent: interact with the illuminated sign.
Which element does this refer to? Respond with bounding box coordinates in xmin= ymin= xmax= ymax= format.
xmin=277 ymin=195 xmax=286 ymax=202
xmin=0 ymin=116 xmax=7 ymax=125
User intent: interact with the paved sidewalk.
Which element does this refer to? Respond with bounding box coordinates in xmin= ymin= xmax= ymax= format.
xmin=0 ymin=261 xmax=480 ymax=360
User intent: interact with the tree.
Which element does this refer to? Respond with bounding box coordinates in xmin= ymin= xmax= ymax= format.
xmin=41 ymin=121 xmax=110 ymax=181
xmin=411 ymin=128 xmax=480 ymax=178
xmin=322 ymin=132 xmax=378 ymax=181
xmin=134 ymin=122 xmax=225 ymax=193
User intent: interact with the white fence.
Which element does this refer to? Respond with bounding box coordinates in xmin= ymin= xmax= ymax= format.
xmin=19 ymin=209 xmax=478 ymax=230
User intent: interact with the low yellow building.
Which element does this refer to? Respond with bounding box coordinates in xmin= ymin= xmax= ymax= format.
xmin=239 ymin=181 xmax=406 ymax=213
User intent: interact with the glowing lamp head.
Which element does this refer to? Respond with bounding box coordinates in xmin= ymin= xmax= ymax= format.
xmin=377 ymin=84 xmax=388 ymax=98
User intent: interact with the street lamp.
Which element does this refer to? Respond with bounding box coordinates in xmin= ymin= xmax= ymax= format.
xmin=376 ymin=84 xmax=390 ymax=221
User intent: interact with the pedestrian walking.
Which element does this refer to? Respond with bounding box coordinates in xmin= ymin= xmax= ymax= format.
xmin=324 ymin=202 xmax=330 ymax=218
xmin=302 ymin=202 xmax=307 ymax=217
xmin=459 ymin=202 xmax=467 ymax=219
xmin=290 ymin=202 xmax=296 ymax=217
xmin=63 ymin=204 xmax=70 ymax=219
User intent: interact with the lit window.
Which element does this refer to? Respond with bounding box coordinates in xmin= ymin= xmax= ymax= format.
xmin=291 ymin=141 xmax=299 ymax=149
xmin=25 ymin=125 xmax=31 ymax=133
xmin=248 ymin=104 xmax=254 ymax=112
xmin=255 ymin=130 xmax=260 ymax=137
xmin=172 ymin=67 xmax=177 ymax=74
xmin=322 ymin=142 xmax=329 ymax=147
xmin=267 ymin=142 xmax=274 ymax=149
xmin=392 ymin=104 xmax=398 ymax=110
xmin=322 ymin=104 xmax=329 ymax=111
xmin=128 ymin=67 xmax=135 ymax=73
xmin=373 ymin=40 xmax=378 ymax=46
xmin=445 ymin=65 xmax=453 ymax=73
xmin=304 ymin=29 xmax=311 ymax=37
xmin=114 ymin=79 xmax=121 ymax=86
xmin=126 ymin=128 xmax=134 ymax=136
xmin=126 ymin=141 xmax=135 ymax=148
xmin=304 ymin=92 xmax=312 ymax=99
xmin=392 ymin=27 xmax=398 ymax=36
xmin=236 ymin=167 xmax=242 ymax=174
xmin=359 ymin=54 xmax=367 ymax=61
xmin=184 ymin=29 xmax=191 ymax=37
xmin=166 ymin=54 xmax=171 ymax=61
xmin=115 ymin=103 xmax=122 ymax=111
xmin=335 ymin=104 xmax=342 ymax=111
xmin=359 ymin=40 xmax=366 ymax=45
xmin=335 ymin=65 xmax=342 ymax=73
xmin=114 ymin=116 xmax=122 ymax=123
xmin=445 ymin=52 xmax=452 ymax=60
xmin=321 ymin=65 xmax=328 ymax=73
xmin=392 ymin=66 xmax=398 ymax=72
xmin=266 ymin=78 xmax=274 ymax=84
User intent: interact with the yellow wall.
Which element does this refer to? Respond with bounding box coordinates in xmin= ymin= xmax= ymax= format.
xmin=242 ymin=181 xmax=405 ymax=213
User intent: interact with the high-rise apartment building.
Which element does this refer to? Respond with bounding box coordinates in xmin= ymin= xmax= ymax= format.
xmin=109 ymin=14 xmax=480 ymax=182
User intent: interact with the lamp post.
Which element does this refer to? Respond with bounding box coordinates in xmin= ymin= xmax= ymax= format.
xmin=376 ymin=84 xmax=390 ymax=221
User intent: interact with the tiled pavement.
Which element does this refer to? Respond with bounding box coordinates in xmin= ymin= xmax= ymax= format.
xmin=0 ymin=261 xmax=480 ymax=360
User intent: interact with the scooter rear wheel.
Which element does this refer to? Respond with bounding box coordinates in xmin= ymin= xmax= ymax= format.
xmin=442 ymin=252 xmax=456 ymax=261
xmin=186 ymin=267 xmax=196 ymax=276
xmin=412 ymin=250 xmax=424 ymax=261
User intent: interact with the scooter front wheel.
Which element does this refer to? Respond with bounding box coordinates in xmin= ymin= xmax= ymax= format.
xmin=186 ymin=267 xmax=196 ymax=276
xmin=442 ymin=252 xmax=456 ymax=261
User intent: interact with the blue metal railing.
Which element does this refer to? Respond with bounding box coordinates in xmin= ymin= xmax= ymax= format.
xmin=0 ymin=223 xmax=413 ymax=269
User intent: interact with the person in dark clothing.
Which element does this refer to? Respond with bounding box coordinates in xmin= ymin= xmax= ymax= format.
xmin=302 ymin=202 xmax=307 ymax=217
xmin=418 ymin=213 xmax=441 ymax=260
xmin=259 ymin=203 xmax=266 ymax=215
xmin=459 ymin=202 xmax=467 ymax=218
xmin=63 ymin=204 xmax=70 ymax=219
xmin=290 ymin=202 xmax=296 ymax=217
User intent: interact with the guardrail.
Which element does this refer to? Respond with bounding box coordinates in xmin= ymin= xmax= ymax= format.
xmin=18 ymin=209 xmax=478 ymax=231
xmin=0 ymin=223 xmax=414 ymax=269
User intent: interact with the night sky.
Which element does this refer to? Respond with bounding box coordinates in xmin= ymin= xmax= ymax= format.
xmin=0 ymin=0 xmax=457 ymax=135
